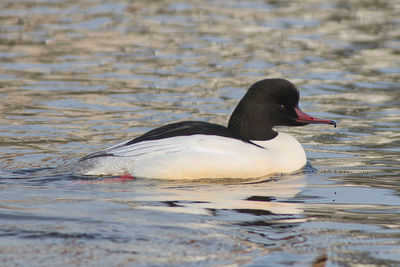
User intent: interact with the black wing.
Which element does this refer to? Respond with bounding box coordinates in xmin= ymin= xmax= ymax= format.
xmin=124 ymin=121 xmax=253 ymax=146
xmin=80 ymin=121 xmax=259 ymax=161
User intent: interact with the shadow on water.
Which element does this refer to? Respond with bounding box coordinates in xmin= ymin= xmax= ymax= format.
xmin=0 ymin=167 xmax=84 ymax=186
xmin=0 ymin=164 xmax=315 ymax=265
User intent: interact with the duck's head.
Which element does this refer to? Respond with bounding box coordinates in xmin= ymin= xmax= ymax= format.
xmin=228 ymin=78 xmax=336 ymax=140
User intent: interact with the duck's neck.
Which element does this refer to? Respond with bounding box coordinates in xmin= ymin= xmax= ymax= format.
xmin=227 ymin=106 xmax=278 ymax=141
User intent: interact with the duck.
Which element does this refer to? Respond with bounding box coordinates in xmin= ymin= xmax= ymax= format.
xmin=70 ymin=78 xmax=336 ymax=179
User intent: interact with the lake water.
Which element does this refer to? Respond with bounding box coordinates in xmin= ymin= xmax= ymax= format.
xmin=0 ymin=0 xmax=399 ymax=266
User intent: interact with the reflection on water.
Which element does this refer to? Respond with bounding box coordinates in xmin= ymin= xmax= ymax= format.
xmin=141 ymin=175 xmax=306 ymax=216
xmin=0 ymin=0 xmax=399 ymax=266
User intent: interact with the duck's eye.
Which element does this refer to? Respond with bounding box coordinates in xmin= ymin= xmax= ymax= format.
xmin=279 ymin=104 xmax=286 ymax=111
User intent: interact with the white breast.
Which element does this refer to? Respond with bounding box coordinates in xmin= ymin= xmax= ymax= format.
xmin=80 ymin=132 xmax=306 ymax=179
xmin=252 ymin=132 xmax=307 ymax=174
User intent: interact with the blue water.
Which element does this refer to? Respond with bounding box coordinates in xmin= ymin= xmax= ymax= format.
xmin=0 ymin=0 xmax=399 ymax=266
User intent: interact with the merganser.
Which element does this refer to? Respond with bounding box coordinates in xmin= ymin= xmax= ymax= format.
xmin=70 ymin=78 xmax=336 ymax=179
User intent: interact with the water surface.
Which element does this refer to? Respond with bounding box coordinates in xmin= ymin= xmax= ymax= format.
xmin=0 ymin=0 xmax=399 ymax=266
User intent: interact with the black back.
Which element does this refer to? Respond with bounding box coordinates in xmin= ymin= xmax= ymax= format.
xmin=80 ymin=121 xmax=261 ymax=161
xmin=125 ymin=121 xmax=256 ymax=146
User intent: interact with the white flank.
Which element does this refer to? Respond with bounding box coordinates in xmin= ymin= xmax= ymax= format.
xmin=81 ymin=132 xmax=306 ymax=179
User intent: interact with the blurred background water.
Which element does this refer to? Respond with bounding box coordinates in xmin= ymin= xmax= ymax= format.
xmin=0 ymin=0 xmax=399 ymax=266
